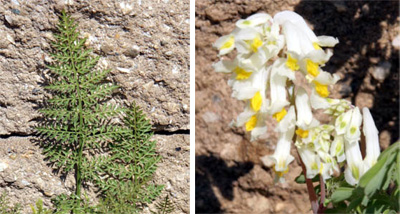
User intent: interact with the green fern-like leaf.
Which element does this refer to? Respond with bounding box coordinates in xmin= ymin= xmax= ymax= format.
xmin=36 ymin=10 xmax=124 ymax=208
xmin=151 ymin=195 xmax=175 ymax=214
xmin=37 ymin=10 xmax=163 ymax=213
xmin=94 ymin=103 xmax=163 ymax=213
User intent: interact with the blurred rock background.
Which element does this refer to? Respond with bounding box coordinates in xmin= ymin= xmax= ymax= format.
xmin=0 ymin=0 xmax=189 ymax=213
xmin=195 ymin=0 xmax=399 ymax=213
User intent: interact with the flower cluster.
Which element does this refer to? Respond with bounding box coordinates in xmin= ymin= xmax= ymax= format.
xmin=213 ymin=11 xmax=380 ymax=185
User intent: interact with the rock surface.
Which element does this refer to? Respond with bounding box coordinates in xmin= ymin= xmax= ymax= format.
xmin=0 ymin=135 xmax=189 ymax=214
xmin=0 ymin=0 xmax=189 ymax=135
xmin=0 ymin=0 xmax=189 ymax=213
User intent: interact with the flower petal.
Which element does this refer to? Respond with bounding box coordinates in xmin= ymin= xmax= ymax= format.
xmin=362 ymin=107 xmax=380 ymax=168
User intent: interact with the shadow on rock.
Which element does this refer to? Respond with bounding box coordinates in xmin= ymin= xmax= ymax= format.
xmin=295 ymin=1 xmax=399 ymax=144
xmin=195 ymin=154 xmax=254 ymax=213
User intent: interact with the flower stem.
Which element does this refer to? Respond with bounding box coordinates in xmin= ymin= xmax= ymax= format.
xmin=318 ymin=175 xmax=326 ymax=213
xmin=296 ymin=148 xmax=319 ymax=214
xmin=289 ymin=83 xmax=319 ymax=213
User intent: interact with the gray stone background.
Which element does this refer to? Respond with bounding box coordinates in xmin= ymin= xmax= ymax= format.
xmin=0 ymin=0 xmax=189 ymax=213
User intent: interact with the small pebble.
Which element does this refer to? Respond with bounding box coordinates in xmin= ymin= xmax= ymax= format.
xmin=4 ymin=174 xmax=17 ymax=183
xmin=120 ymin=2 xmax=134 ymax=15
xmin=339 ymin=84 xmax=352 ymax=97
xmin=172 ymin=66 xmax=179 ymax=74
xmin=9 ymin=153 xmax=17 ymax=160
xmin=21 ymin=179 xmax=30 ymax=186
xmin=4 ymin=15 xmax=14 ymax=25
xmin=165 ymin=51 xmax=173 ymax=56
xmin=333 ymin=1 xmax=347 ymax=12
xmin=392 ymin=35 xmax=400 ymax=49
xmin=116 ymin=67 xmax=131 ymax=73
xmin=212 ymin=95 xmax=221 ymax=103
xmin=124 ymin=45 xmax=140 ymax=58
xmin=11 ymin=0 xmax=19 ymax=5
xmin=201 ymin=111 xmax=220 ymax=123
xmin=32 ymin=88 xmax=40 ymax=95
xmin=260 ymin=155 xmax=275 ymax=168
xmin=361 ymin=4 xmax=369 ymax=15
xmin=43 ymin=191 xmax=53 ymax=197
xmin=101 ymin=43 xmax=115 ymax=55
xmin=0 ymin=162 xmax=9 ymax=172
xmin=371 ymin=62 xmax=391 ymax=82
xmin=11 ymin=9 xmax=20 ymax=15
xmin=160 ymin=40 xmax=168 ymax=46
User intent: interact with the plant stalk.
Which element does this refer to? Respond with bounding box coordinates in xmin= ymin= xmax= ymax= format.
xmin=289 ymin=82 xmax=320 ymax=213
xmin=70 ymin=22 xmax=84 ymax=208
xmin=296 ymin=148 xmax=319 ymax=213
xmin=75 ymin=67 xmax=84 ymax=208
xmin=318 ymin=175 xmax=326 ymax=213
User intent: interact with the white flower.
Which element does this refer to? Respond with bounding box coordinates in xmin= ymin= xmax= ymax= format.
xmin=229 ymin=66 xmax=269 ymax=102
xmin=310 ymin=88 xmax=330 ymax=110
xmin=274 ymin=11 xmax=317 ymax=57
xmin=268 ymin=59 xmax=293 ymax=120
xmin=309 ymin=71 xmax=340 ymax=98
xmin=298 ymin=146 xmax=320 ymax=179
xmin=213 ymin=29 xmax=239 ymax=55
xmin=344 ymin=107 xmax=362 ymax=144
xmin=274 ymin=11 xmax=338 ymax=57
xmin=330 ymin=134 xmax=346 ymax=163
xmin=335 ymin=109 xmax=353 ymax=135
xmin=235 ymin=28 xmax=264 ymax=54
xmin=213 ymin=59 xmax=237 ymax=74
xmin=213 ymin=57 xmax=258 ymax=80
xmin=295 ymin=88 xmax=319 ymax=130
xmin=325 ymin=98 xmax=351 ymax=117
xmin=315 ymin=125 xmax=334 ymax=153
xmin=275 ymin=106 xmax=296 ymax=133
xmin=317 ymin=150 xmax=339 ymax=178
xmin=236 ymin=13 xmax=272 ymax=29
xmin=268 ymin=124 xmax=295 ymax=182
xmin=362 ymin=107 xmax=380 ymax=168
xmin=235 ymin=106 xmax=268 ymax=141
xmin=344 ymin=140 xmax=365 ymax=185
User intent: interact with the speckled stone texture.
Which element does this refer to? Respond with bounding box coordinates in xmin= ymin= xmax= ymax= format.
xmin=0 ymin=0 xmax=189 ymax=135
xmin=0 ymin=0 xmax=189 ymax=213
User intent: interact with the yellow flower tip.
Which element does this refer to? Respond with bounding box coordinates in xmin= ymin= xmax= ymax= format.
xmin=233 ymin=67 xmax=252 ymax=80
xmin=295 ymin=129 xmax=309 ymax=138
xmin=351 ymin=165 xmax=360 ymax=180
xmin=306 ymin=59 xmax=320 ymax=77
xmin=242 ymin=20 xmax=251 ymax=25
xmin=311 ymin=162 xmax=319 ymax=170
xmin=286 ymin=54 xmax=299 ymax=71
xmin=250 ymin=92 xmax=262 ymax=112
xmin=313 ymin=42 xmax=322 ymax=50
xmin=220 ymin=36 xmax=234 ymax=50
xmin=350 ymin=126 xmax=357 ymax=134
xmin=273 ymin=165 xmax=289 ymax=177
xmin=273 ymin=108 xmax=287 ymax=122
xmin=314 ymin=81 xmax=330 ymax=97
xmin=245 ymin=115 xmax=257 ymax=131
xmin=251 ymin=37 xmax=263 ymax=52
xmin=335 ymin=142 xmax=343 ymax=154
xmin=319 ymin=163 xmax=324 ymax=174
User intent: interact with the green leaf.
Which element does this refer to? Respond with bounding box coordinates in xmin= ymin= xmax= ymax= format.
xmin=294 ymin=173 xmax=320 ymax=184
xmin=331 ymin=187 xmax=354 ymax=203
xmin=360 ymin=147 xmax=396 ymax=198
